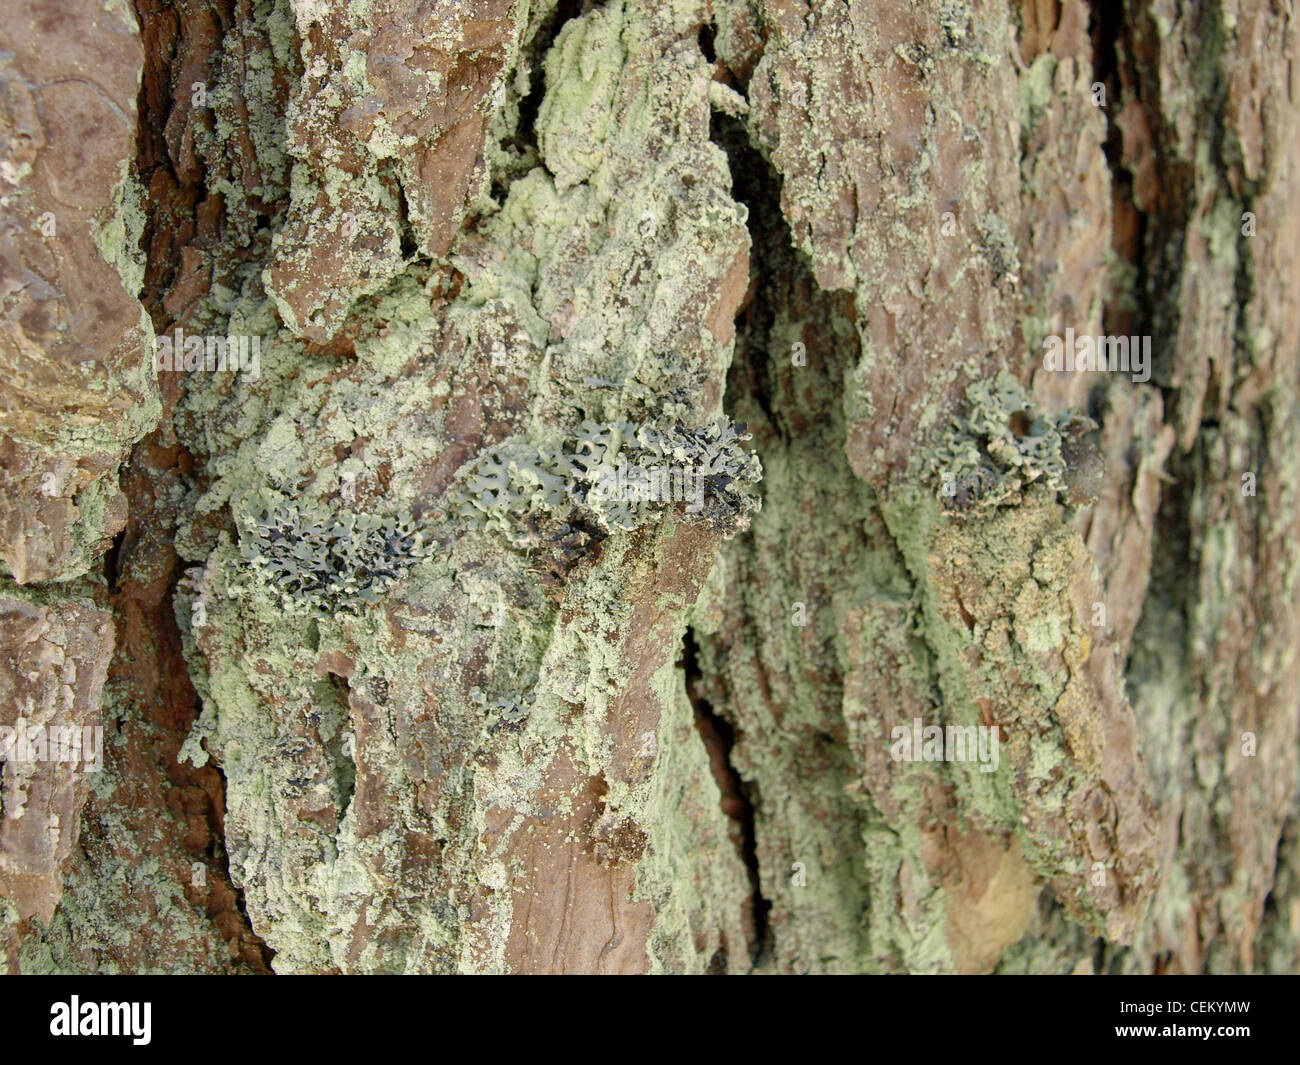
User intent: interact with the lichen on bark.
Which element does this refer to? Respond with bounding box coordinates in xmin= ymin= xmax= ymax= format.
xmin=4 ymin=0 xmax=1300 ymax=975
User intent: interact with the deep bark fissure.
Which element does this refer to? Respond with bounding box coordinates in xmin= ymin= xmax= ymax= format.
xmin=1121 ymin=0 xmax=1234 ymax=651
xmin=209 ymin=760 xmax=278 ymax=971
xmin=697 ymin=22 xmax=717 ymax=65
xmin=1089 ymin=0 xmax=1154 ymax=365
xmin=321 ymin=671 xmax=357 ymax=824
xmin=682 ymin=629 xmax=770 ymax=967
xmin=132 ymin=0 xmax=221 ymax=320
xmin=103 ymin=527 xmax=125 ymax=598
xmin=503 ymin=0 xmax=590 ymax=167
xmin=710 ymin=108 xmax=787 ymax=437
xmin=96 ymin=0 xmax=278 ymax=973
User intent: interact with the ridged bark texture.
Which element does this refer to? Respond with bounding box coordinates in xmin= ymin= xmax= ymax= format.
xmin=1 ymin=0 xmax=1297 ymax=973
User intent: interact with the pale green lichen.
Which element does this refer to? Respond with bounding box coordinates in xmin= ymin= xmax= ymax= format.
xmin=91 ymin=160 xmax=149 ymax=300
xmin=1017 ymin=54 xmax=1058 ymax=137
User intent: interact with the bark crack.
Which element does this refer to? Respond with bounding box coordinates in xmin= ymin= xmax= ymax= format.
xmin=682 ymin=629 xmax=770 ymax=969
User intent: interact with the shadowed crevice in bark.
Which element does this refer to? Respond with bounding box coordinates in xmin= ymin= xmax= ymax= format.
xmin=208 ymin=761 xmax=278 ymax=971
xmin=59 ymin=0 xmax=278 ymax=973
xmin=503 ymin=0 xmax=592 ymax=170
xmin=699 ymin=84 xmax=877 ymax=972
xmin=320 ymin=671 xmax=357 ymax=825
xmin=385 ymin=165 xmax=420 ymax=262
xmin=103 ymin=528 xmax=125 ymax=598
xmin=697 ymin=22 xmax=718 ymax=65
xmin=132 ymin=0 xmax=208 ymax=319
xmin=710 ymin=109 xmax=787 ymax=436
xmin=683 ymin=629 xmax=769 ymax=967
xmin=1089 ymin=0 xmax=1153 ymax=366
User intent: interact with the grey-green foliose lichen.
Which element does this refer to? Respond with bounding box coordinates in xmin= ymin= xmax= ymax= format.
xmin=931 ymin=370 xmax=1098 ymax=513
xmin=454 ymin=416 xmax=762 ymax=538
xmin=236 ymin=487 xmax=435 ymax=608
xmin=231 ymin=414 xmax=761 ymax=610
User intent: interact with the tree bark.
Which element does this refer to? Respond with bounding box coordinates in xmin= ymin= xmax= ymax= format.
xmin=1 ymin=0 xmax=1297 ymax=974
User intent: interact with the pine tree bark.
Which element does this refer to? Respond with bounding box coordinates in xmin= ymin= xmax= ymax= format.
xmin=1 ymin=0 xmax=1297 ymax=973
